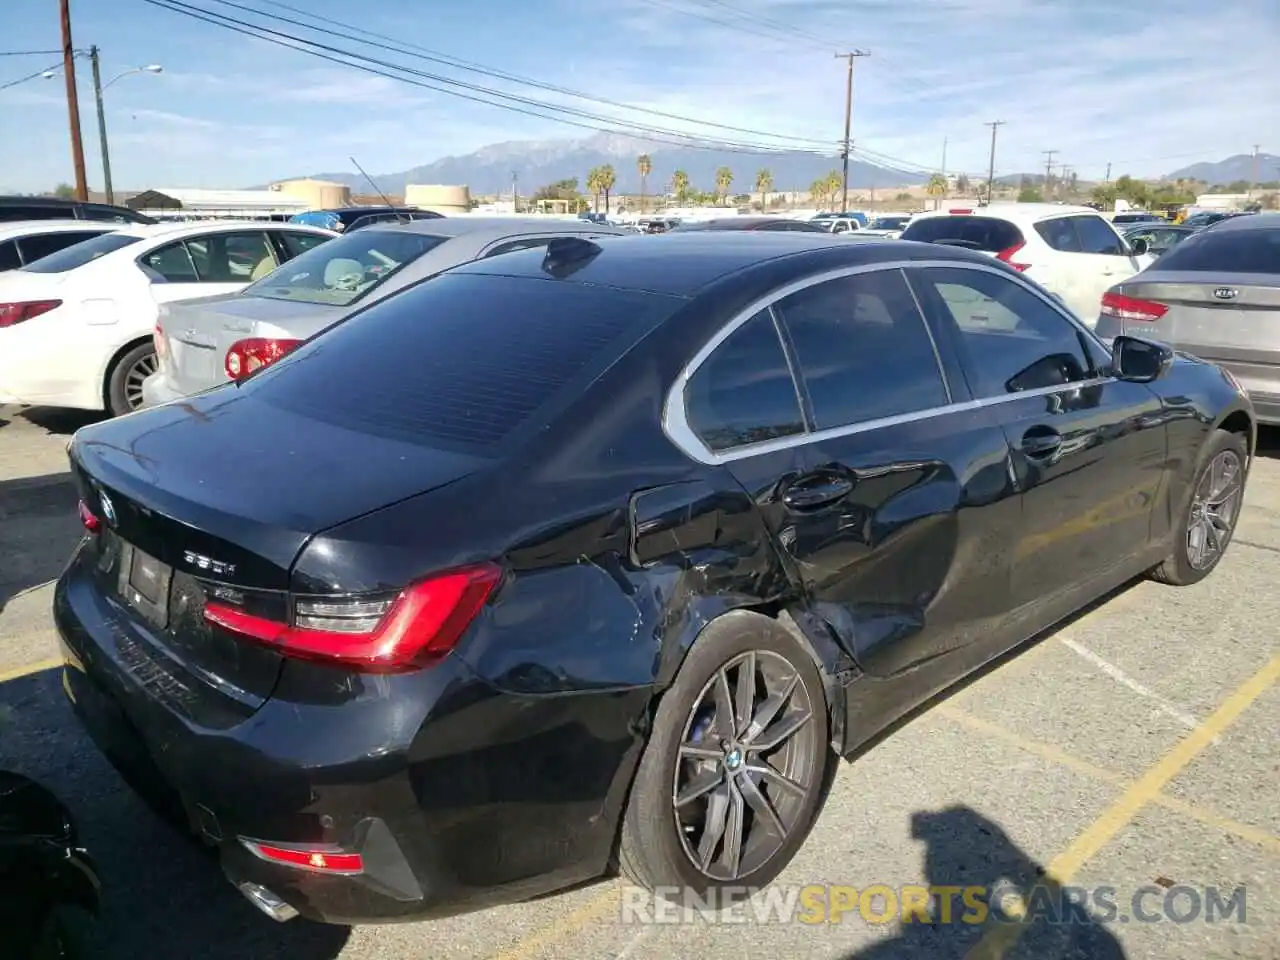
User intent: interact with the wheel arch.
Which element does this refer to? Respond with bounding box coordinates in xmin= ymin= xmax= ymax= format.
xmin=100 ymin=333 xmax=155 ymax=409
xmin=1215 ymin=406 xmax=1255 ymax=460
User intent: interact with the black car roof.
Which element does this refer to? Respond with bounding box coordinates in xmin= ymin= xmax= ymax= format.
xmin=1206 ymin=212 xmax=1274 ymax=233
xmin=450 ymin=232 xmax=998 ymax=297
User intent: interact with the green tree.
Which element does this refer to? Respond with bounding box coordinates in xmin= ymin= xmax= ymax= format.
xmin=586 ymin=167 xmax=602 ymax=212
xmin=1017 ymin=181 xmax=1043 ymax=203
xmin=955 ymin=173 xmax=970 ymax=194
xmin=809 ymin=177 xmax=829 ymax=209
xmin=671 ymin=170 xmax=690 ymax=204
xmin=926 ymin=172 xmax=948 ymax=209
xmin=755 ymin=168 xmax=773 ymax=201
xmin=598 ymin=164 xmax=616 ymax=213
xmin=714 ymin=166 xmax=733 ymax=203
xmin=637 ymin=154 xmax=652 ymax=213
xmin=53 ymin=183 xmax=75 ymax=199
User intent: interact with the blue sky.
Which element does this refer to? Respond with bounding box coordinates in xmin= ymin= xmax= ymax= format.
xmin=1 ymin=0 xmax=1276 ymax=192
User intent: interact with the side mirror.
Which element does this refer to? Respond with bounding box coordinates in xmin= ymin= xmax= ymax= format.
xmin=1112 ymin=335 xmax=1173 ymax=383
xmin=1129 ymin=237 xmax=1150 ymax=256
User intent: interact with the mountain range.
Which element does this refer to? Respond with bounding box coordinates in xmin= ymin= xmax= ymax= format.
xmin=1166 ymin=153 xmax=1279 ymax=184
xmin=288 ymin=133 xmax=926 ymax=197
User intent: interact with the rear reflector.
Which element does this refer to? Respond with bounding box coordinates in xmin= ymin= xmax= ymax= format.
xmin=204 ymin=562 xmax=503 ymax=672
xmin=996 ymin=242 xmax=1031 ymax=272
xmin=241 ymin=839 xmax=364 ymax=875
xmin=225 ymin=337 xmax=302 ymax=380
xmin=78 ymin=500 xmax=101 ymax=533
xmin=0 ymin=300 xmax=62 ymax=328
xmin=1100 ymin=291 xmax=1168 ymax=322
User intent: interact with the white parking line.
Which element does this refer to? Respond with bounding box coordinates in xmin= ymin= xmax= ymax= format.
xmin=1059 ymin=636 xmax=1212 ymax=737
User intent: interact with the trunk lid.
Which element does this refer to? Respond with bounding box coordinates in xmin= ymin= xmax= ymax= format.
xmin=70 ymin=388 xmax=488 ymax=706
xmin=160 ymin=295 xmax=346 ymax=396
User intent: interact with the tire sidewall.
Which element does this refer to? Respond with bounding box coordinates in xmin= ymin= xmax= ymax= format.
xmin=627 ymin=610 xmax=831 ymax=897
xmin=107 ymin=343 xmax=155 ymax=418
xmin=1168 ymin=429 xmax=1247 ymax=583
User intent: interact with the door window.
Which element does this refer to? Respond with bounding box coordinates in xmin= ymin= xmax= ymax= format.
xmin=183 ymin=231 xmax=276 ymax=282
xmin=1034 ymin=217 xmax=1082 ymax=252
xmin=774 ymin=269 xmax=948 ymax=429
xmin=140 ymin=241 xmax=200 ymax=282
xmin=1069 ymin=215 xmax=1125 ymax=255
xmin=276 ymin=230 xmax=331 ymax=259
xmin=685 ymin=309 xmax=805 ymax=452
xmin=912 ymin=266 xmax=1095 ymax=398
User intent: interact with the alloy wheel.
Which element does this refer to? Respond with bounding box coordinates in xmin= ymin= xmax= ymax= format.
xmin=123 ymin=351 xmax=159 ymax=411
xmin=673 ymin=650 xmax=818 ymax=881
xmin=1187 ymin=449 xmax=1243 ymax=570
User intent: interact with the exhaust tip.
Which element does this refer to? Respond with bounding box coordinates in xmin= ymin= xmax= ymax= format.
xmin=238 ymin=881 xmax=299 ymax=922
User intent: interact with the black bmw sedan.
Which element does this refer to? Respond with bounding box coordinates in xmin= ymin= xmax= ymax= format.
xmin=55 ymin=232 xmax=1254 ymax=925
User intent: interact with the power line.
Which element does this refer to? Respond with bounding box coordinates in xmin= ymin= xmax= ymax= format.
xmin=0 ymin=60 xmax=62 ymax=92
xmin=0 ymin=49 xmax=64 ymax=57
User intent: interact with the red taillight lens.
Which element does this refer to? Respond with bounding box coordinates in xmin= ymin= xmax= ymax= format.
xmin=224 ymin=337 xmax=302 ymax=380
xmin=78 ymin=500 xmax=101 ymax=533
xmin=0 ymin=300 xmax=62 ymax=328
xmin=204 ymin=562 xmax=503 ymax=672
xmin=153 ymin=321 xmax=166 ymax=361
xmin=996 ymin=242 xmax=1031 ymax=272
xmin=241 ymin=840 xmax=364 ymax=874
xmin=1100 ymin=291 xmax=1168 ymax=322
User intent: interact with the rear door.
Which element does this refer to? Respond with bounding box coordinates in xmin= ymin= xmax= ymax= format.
xmin=680 ymin=266 xmax=1023 ymax=682
xmin=1062 ymin=214 xmax=1146 ymax=323
xmin=907 ymin=262 xmax=1166 ymax=626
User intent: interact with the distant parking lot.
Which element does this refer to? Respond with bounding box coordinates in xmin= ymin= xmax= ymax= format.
xmin=2 ymin=402 xmax=1277 ymax=959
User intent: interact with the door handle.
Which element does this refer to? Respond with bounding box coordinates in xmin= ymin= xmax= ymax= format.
xmin=1020 ymin=427 xmax=1062 ymax=458
xmin=782 ymin=475 xmax=854 ymax=510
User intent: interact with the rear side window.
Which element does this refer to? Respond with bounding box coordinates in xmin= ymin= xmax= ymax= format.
xmin=1034 ymin=218 xmax=1081 ymax=252
xmin=775 ymin=269 xmax=948 ymax=429
xmin=901 ymin=215 xmax=1024 ymax=253
xmin=1155 ymin=228 xmax=1280 ymax=273
xmin=685 ymin=310 xmax=804 ymax=452
xmin=0 ymin=240 xmax=20 ymax=271
xmin=1070 ymin=215 xmax=1125 ymax=255
xmin=16 ymin=231 xmax=104 ymax=264
xmin=20 ymin=232 xmax=142 ymax=273
xmin=245 ymin=273 xmax=680 ymax=450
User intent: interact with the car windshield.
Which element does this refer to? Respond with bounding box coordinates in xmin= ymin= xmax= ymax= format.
xmin=870 ymin=217 xmax=908 ymax=229
xmin=243 ymin=229 xmax=449 ymax=306
xmin=19 ymin=232 xmax=143 ymax=273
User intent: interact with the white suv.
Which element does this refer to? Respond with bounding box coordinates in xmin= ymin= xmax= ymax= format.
xmin=901 ymin=203 xmax=1154 ymax=325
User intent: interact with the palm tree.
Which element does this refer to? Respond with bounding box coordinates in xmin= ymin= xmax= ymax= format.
xmin=637 ymin=154 xmax=652 ymax=213
xmin=755 ymin=168 xmax=773 ymax=207
xmin=955 ymin=173 xmax=970 ymax=195
xmin=598 ymin=164 xmax=616 ymax=214
xmin=672 ymin=169 xmax=690 ymax=204
xmin=586 ymin=166 xmax=602 ymax=212
xmin=824 ymin=171 xmax=842 ymax=210
xmin=926 ymin=172 xmax=948 ymax=209
xmin=715 ymin=166 xmax=733 ymax=204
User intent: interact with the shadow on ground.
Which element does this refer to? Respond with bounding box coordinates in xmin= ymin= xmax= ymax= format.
xmin=0 ymin=668 xmax=351 ymax=959
xmin=0 ymin=406 xmax=105 ymax=436
xmin=0 ymin=473 xmax=83 ymax=616
xmin=1254 ymin=424 xmax=1280 ymax=459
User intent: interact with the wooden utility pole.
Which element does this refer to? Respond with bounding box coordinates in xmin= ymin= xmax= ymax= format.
xmin=60 ymin=0 xmax=88 ymax=200
xmin=1042 ymin=149 xmax=1057 ymax=196
xmin=835 ymin=50 xmax=870 ymax=214
xmin=1251 ymin=144 xmax=1261 ymax=199
xmin=984 ymin=120 xmax=1004 ymax=204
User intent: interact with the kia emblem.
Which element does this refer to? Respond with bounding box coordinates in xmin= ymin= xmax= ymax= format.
xmin=1213 ymin=287 xmax=1239 ymax=301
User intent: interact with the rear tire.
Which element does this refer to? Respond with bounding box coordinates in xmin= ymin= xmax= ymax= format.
xmin=105 ymin=342 xmax=157 ymax=418
xmin=618 ymin=610 xmax=830 ymax=904
xmin=1150 ymin=428 xmax=1247 ymax=586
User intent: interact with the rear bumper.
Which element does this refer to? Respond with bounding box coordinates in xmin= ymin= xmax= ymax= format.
xmin=139 ymin=372 xmax=184 ymax=408
xmin=54 ymin=547 xmax=646 ymax=924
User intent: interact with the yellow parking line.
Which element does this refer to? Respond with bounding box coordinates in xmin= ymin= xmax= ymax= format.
xmin=489 ymin=884 xmax=621 ymax=960
xmin=964 ymin=652 xmax=1280 ymax=960
xmin=0 ymin=656 xmax=63 ymax=684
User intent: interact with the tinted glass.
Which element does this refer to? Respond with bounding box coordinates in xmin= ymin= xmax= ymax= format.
xmin=776 ymin=270 xmax=947 ymax=429
xmin=140 ymin=241 xmax=199 ymax=282
xmin=0 ymin=240 xmax=20 ymax=271
xmin=80 ymin=205 xmax=145 ymax=223
xmin=763 ymin=220 xmax=828 ymax=232
xmin=1070 ymin=215 xmax=1125 ymax=255
xmin=276 ymin=230 xmax=330 ymax=259
xmin=243 ymin=229 xmax=448 ymax=305
xmin=870 ymin=217 xmax=909 ymax=230
xmin=484 ymin=237 xmax=558 ymax=258
xmin=245 ymin=273 xmax=680 ymax=450
xmin=20 ymin=232 xmax=142 ymax=273
xmin=16 ymin=231 xmax=104 ymax=264
xmin=1034 ymin=217 xmax=1081 ymax=252
xmin=686 ymin=309 xmax=804 ymax=452
xmin=913 ymin=266 xmax=1092 ymax=397
xmin=901 ymin=215 xmax=1023 ymax=252
xmin=0 ymin=205 xmax=73 ymax=223
xmin=1154 ymin=228 xmax=1280 ymax=274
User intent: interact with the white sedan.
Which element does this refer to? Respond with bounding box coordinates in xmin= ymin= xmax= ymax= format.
xmin=0 ymin=220 xmax=335 ymax=416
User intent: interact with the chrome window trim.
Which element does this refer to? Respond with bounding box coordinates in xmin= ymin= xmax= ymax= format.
xmin=661 ymin=258 xmax=1117 ymax=466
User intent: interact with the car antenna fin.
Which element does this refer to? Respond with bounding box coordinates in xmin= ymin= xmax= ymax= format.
xmin=350 ymin=156 xmax=408 ymax=223
xmin=541 ymin=236 xmax=603 ymax=278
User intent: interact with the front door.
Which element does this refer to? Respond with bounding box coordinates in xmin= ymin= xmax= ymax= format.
xmin=907 ymin=262 xmax=1167 ymax=623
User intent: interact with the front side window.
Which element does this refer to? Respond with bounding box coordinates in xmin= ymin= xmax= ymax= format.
xmin=243 ymin=229 xmax=448 ymax=306
xmin=685 ymin=310 xmax=804 ymax=452
xmin=20 ymin=232 xmax=142 ymax=273
xmin=912 ymin=266 xmax=1093 ymax=397
xmin=774 ymin=269 xmax=948 ymax=430
xmin=1070 ymin=215 xmax=1126 ymax=255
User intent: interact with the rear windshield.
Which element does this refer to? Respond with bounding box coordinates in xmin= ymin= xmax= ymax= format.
xmin=1154 ymin=228 xmax=1280 ymax=273
xmin=242 ymin=228 xmax=448 ymax=306
xmin=19 ymin=232 xmax=142 ymax=273
xmin=242 ymin=272 xmax=681 ymax=450
xmin=901 ymin=215 xmax=1024 ymax=252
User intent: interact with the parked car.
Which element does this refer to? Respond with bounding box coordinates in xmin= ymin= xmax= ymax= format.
xmin=901 ymin=203 xmax=1153 ymax=324
xmin=289 ymin=206 xmax=442 ymax=233
xmin=860 ymin=214 xmax=913 ymax=239
xmin=675 ymin=216 xmax=832 ymax=233
xmin=1119 ymin=222 xmax=1195 ymax=257
xmin=817 ymin=216 xmax=862 ymax=234
xmin=0 ymin=770 xmax=100 ymax=958
xmin=1096 ymin=213 xmax=1280 ymax=423
xmin=0 ymin=221 xmax=124 ymax=272
xmin=141 ymin=217 xmax=630 ymax=407
xmin=0 ymin=221 xmax=335 ymax=416
xmin=0 ymin=195 xmax=155 ymax=225
xmin=346 ymin=211 xmax=443 ymax=232
xmin=57 ymin=232 xmax=1253 ymax=927
xmin=1110 ymin=211 xmax=1165 ymax=225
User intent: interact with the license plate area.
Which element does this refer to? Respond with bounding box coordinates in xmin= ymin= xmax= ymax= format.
xmin=115 ymin=540 xmax=172 ymax=630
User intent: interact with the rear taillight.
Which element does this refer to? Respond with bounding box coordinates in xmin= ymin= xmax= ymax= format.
xmin=996 ymin=242 xmax=1031 ymax=272
xmin=1100 ymin=291 xmax=1168 ymax=322
xmin=948 ymin=208 xmax=973 ymax=215
xmin=0 ymin=300 xmax=62 ymax=328
xmin=203 ymin=562 xmax=503 ymax=672
xmin=78 ymin=500 xmax=101 ymax=533
xmin=224 ymin=337 xmax=302 ymax=380
xmin=153 ymin=322 xmax=166 ymax=361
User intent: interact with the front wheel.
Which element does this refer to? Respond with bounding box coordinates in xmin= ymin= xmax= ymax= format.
xmin=105 ymin=343 xmax=158 ymax=417
xmin=618 ymin=611 xmax=831 ymax=902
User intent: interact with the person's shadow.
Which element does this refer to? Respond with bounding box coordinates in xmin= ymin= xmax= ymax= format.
xmin=843 ymin=805 xmax=1126 ymax=960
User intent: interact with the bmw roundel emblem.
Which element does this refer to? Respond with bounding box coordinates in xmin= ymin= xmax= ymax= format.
xmin=99 ymin=491 xmax=117 ymax=527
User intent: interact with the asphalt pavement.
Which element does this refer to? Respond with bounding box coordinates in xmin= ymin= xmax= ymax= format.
xmin=1 ymin=402 xmax=1277 ymax=960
